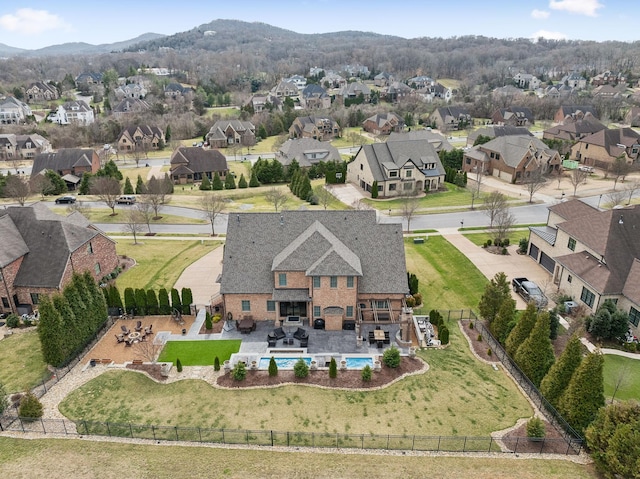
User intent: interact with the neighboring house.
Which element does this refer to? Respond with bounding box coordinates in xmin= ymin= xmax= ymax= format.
xmin=114 ymin=83 xmax=147 ymax=100
xmin=276 ymin=138 xmax=341 ymax=167
xmin=491 ymin=107 xmax=534 ymax=127
xmin=164 ymin=83 xmax=192 ymax=98
xmin=0 ymin=96 xmax=32 ymax=124
xmin=299 ymin=84 xmax=331 ymax=110
xmin=388 ymin=130 xmax=453 ymax=152
xmin=206 ymin=120 xmax=256 ymax=148
xmin=75 ymin=72 xmax=103 ymax=86
xmin=32 ymin=148 xmax=100 ymax=188
xmin=374 ymin=72 xmax=393 ymax=87
xmin=284 ymin=75 xmax=306 ymax=90
xmin=117 ymin=125 xmax=165 ymax=152
xmin=493 ymin=85 xmax=525 ymax=99
xmin=336 ymin=82 xmax=371 ymax=105
xmin=592 ymin=85 xmax=622 ymax=99
xmin=247 ymin=93 xmax=282 ymax=113
xmin=341 ymin=64 xmax=370 ymax=78
xmin=543 ymin=113 xmax=606 ymax=144
xmin=625 ymin=107 xmax=640 ymax=127
xmin=429 ymin=107 xmax=472 ymax=131
xmin=111 ymin=98 xmax=151 ymax=118
xmin=347 ymin=138 xmax=445 ymax=196
xmin=512 ymin=73 xmax=541 ymax=90
xmin=48 ymin=100 xmax=94 ymax=125
xmin=591 ymin=70 xmax=626 ymax=87
xmin=271 ymin=80 xmax=299 ymax=98
xmin=0 ymin=134 xmax=51 ymax=160
xmin=466 ymin=126 xmax=533 ymax=147
xmin=25 ymin=82 xmax=59 ymax=103
xmin=407 ymin=76 xmax=434 ymax=89
xmin=381 ymin=82 xmax=414 ymax=102
xmin=553 ymin=105 xmax=598 ymax=123
xmin=571 ymin=128 xmax=640 ymax=168
xmin=323 ymin=71 xmax=346 ymax=89
xmin=416 ymin=82 xmax=452 ymax=103
xmin=561 ymin=72 xmax=587 ymax=89
xmin=462 ymin=135 xmax=561 ymax=183
xmin=528 ymin=200 xmax=640 ymax=336
xmin=362 ymin=112 xmax=405 ymax=135
xmin=289 ymin=116 xmax=341 ymax=141
xmin=169 ymin=146 xmax=228 ymax=184
xmin=219 ymin=210 xmax=408 ymax=329
xmin=0 ymin=204 xmax=118 ymax=315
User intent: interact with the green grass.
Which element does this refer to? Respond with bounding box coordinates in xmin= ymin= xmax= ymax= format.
xmin=464 ymin=231 xmax=530 ymax=247
xmin=115 ymin=241 xmax=220 ymax=291
xmin=0 ymin=437 xmax=598 ymax=479
xmin=252 ymin=134 xmax=286 ymax=154
xmin=330 ymin=127 xmax=374 ymax=148
xmin=50 ymin=207 xmax=206 ymax=225
xmin=0 ymin=331 xmax=48 ymax=394
xmin=603 ymin=354 xmax=640 ymax=401
xmin=158 ymin=340 xmax=241 ymax=366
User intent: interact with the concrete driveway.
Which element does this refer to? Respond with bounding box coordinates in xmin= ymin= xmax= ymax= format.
xmin=173 ymin=245 xmax=224 ymax=308
xmin=326 ymin=183 xmax=366 ymax=208
xmin=443 ymin=232 xmax=554 ymax=309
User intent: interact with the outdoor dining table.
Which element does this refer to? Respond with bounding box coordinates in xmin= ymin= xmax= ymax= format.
xmin=373 ymin=329 xmax=386 ymax=341
xmin=238 ymin=318 xmax=256 ymax=333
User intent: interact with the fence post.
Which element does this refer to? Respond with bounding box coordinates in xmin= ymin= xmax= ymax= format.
xmin=361 ymin=434 xmax=364 ymax=449
xmin=129 ymin=423 xmax=133 ymax=438
xmin=463 ymin=436 xmax=467 ymax=452
xmin=40 ymin=418 xmax=45 ymax=434
xmin=387 ymin=434 xmax=390 ymax=450
xmin=62 ymin=419 xmax=67 ymax=435
xmin=437 ymin=435 xmax=441 ymax=451
xmin=83 ymin=420 xmax=89 ymax=435
xmin=286 ymin=431 xmax=289 ymax=447
xmin=222 ymin=428 xmax=225 ymax=444
xmin=488 ymin=436 xmax=493 ymax=452
xmin=514 ymin=436 xmax=519 ymax=454
xmin=199 ymin=427 xmax=202 ymax=443
xmin=175 ymin=426 xmax=179 ymax=441
xmin=539 ymin=437 xmax=545 ymax=454
xmin=106 ymin=422 xmax=111 ymax=437
xmin=246 ymin=430 xmax=250 ymax=445
xmin=270 ymin=430 xmax=273 ymax=447
xmin=336 ymin=433 xmax=339 ymax=448
xmin=152 ymin=425 xmax=156 ymax=441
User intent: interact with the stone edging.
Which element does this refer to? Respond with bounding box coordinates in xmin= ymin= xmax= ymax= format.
xmin=457 ymin=321 xmax=499 ymax=366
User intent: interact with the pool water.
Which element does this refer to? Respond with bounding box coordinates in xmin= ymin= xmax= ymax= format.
xmin=344 ymin=357 xmax=374 ymax=369
xmin=259 ymin=356 xmax=312 ymax=369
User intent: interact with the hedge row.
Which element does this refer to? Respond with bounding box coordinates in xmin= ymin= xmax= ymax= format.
xmin=105 ymin=285 xmax=193 ymax=316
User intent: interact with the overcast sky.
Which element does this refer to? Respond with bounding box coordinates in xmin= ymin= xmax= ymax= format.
xmin=0 ymin=0 xmax=632 ymax=50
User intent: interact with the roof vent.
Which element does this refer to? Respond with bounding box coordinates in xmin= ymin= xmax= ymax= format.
xmin=280 ymin=214 xmax=284 ymax=226
xmin=236 ymin=214 xmax=240 ymax=223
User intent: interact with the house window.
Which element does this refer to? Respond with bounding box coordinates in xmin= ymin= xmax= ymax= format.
xmin=278 ymin=273 xmax=287 ymax=287
xmin=374 ymin=300 xmax=388 ymax=309
xmin=87 ymin=242 xmax=93 ymax=254
xmin=360 ymin=164 xmax=363 ymax=170
xmin=347 ymin=276 xmax=354 ymax=288
xmin=567 ymin=237 xmax=576 ymax=251
xmin=629 ymin=306 xmax=640 ymax=327
xmin=389 ymin=171 xmax=398 ymax=177
xmin=330 ymin=276 xmax=338 ymax=288
xmin=346 ymin=306 xmax=354 ymax=317
xmin=567 ymin=274 xmax=572 ymax=283
xmin=405 ymin=170 xmax=412 ymax=178
xmin=94 ymin=263 xmax=101 ymax=275
xmin=2 ymin=297 xmax=9 ymax=308
xmin=267 ymin=301 xmax=276 ymax=312
xmin=377 ymin=184 xmax=383 ymax=192
xmin=241 ymin=300 xmax=251 ymax=312
xmin=389 ymin=183 xmax=396 ymax=191
xmin=30 ymin=293 xmax=39 ymax=305
xmin=313 ymin=305 xmax=321 ymax=317
xmin=580 ymin=287 xmax=595 ymax=308
xmin=466 ymin=158 xmax=471 ymax=164
xmin=313 ymin=276 xmax=321 ymax=288
xmin=403 ymin=183 xmax=413 ymax=190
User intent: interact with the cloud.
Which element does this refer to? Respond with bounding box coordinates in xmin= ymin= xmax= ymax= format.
xmin=531 ymin=30 xmax=568 ymax=41
xmin=0 ymin=8 xmax=71 ymax=35
xmin=549 ymin=0 xmax=603 ymax=17
xmin=531 ymin=9 xmax=550 ymax=19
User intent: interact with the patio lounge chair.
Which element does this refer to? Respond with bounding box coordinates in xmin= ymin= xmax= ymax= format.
xmin=124 ymin=339 xmax=133 ymax=347
xmin=135 ymin=320 xmax=143 ymax=332
xmin=115 ymin=334 xmax=125 ymax=343
xmin=144 ymin=325 xmax=153 ymax=335
xmin=293 ymin=327 xmax=308 ymax=340
xmin=121 ymin=325 xmax=131 ymax=335
xmin=272 ymin=327 xmax=286 ymax=340
xmin=267 ymin=335 xmax=277 ymax=347
xmin=299 ymin=337 xmax=309 ymax=348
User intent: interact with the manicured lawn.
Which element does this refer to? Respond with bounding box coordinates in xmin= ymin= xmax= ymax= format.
xmin=330 ymin=127 xmax=374 ymax=148
xmin=115 ymin=241 xmax=220 ymax=291
xmin=0 ymin=437 xmax=598 ymax=479
xmin=51 ymin=207 xmax=206 ymax=225
xmin=158 ymin=340 xmax=240 ymax=366
xmin=603 ymin=354 xmax=640 ymax=401
xmin=0 ymin=330 xmax=48 ymax=394
xmin=252 ymin=134 xmax=286 ymax=155
xmin=464 ymin=231 xmax=530 ymax=247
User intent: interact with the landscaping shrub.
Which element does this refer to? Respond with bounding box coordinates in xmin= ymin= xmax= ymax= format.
xmin=487 ymin=348 xmax=492 ymax=356
xmin=407 ymin=272 xmax=419 ymax=295
xmin=213 ymin=356 xmax=220 ymax=371
xmin=158 ymin=288 xmax=170 ymax=315
xmin=486 ymin=239 xmax=492 ymax=246
xmin=212 ymin=314 xmax=221 ymax=323
xmin=526 ymin=417 xmax=545 ymax=439
xmin=518 ymin=238 xmax=528 ymax=254
xmin=205 ymin=312 xmax=212 ymax=330
xmin=405 ymin=296 xmax=416 ymax=308
xmin=134 ymin=288 xmax=147 ymax=315
xmin=145 ymin=289 xmax=159 ymax=315
xmin=176 ymin=358 xmax=183 ymax=372
xmin=19 ymin=392 xmax=43 ymax=420
xmin=123 ymin=287 xmax=135 ymax=315
xmin=362 ymin=365 xmax=372 ymax=382
xmin=5 ymin=314 xmax=20 ymax=328
xmin=439 ymin=325 xmax=450 ymax=344
xmin=413 ymin=293 xmax=423 ymax=306
xmin=181 ymin=287 xmax=193 ymax=314
xmin=293 ymin=358 xmax=309 ymax=378
xmin=382 ymin=346 xmax=401 ymax=368
xmin=329 ymin=357 xmax=337 ymax=378
xmin=170 ymin=288 xmax=181 ymax=313
xmin=268 ymin=356 xmax=278 ymax=377
xmin=477 ymin=334 xmax=483 ymax=342
xmin=371 ymin=180 xmax=378 ymax=198
xmin=503 ymin=238 xmax=510 ymax=246
xmin=494 ymin=239 xmax=501 ymax=247
xmin=232 ymin=362 xmax=246 ymax=381
xmin=469 ymin=321 xmax=474 ymax=330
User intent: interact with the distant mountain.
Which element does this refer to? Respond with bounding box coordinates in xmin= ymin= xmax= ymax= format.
xmin=1 ymin=33 xmax=166 ymax=57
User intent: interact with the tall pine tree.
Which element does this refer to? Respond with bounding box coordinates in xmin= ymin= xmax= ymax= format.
xmin=540 ymin=334 xmax=583 ymax=408
xmin=505 ymin=303 xmax=539 ymax=357
xmin=224 ymin=172 xmax=236 ymax=189
xmin=478 ymin=272 xmax=510 ymax=325
xmin=123 ymin=177 xmax=134 ymax=194
xmin=249 ymin=170 xmax=260 ymax=187
xmin=135 ymin=174 xmax=146 ymax=194
xmin=238 ymin=173 xmax=248 ymax=188
xmin=158 ymin=288 xmax=171 ymax=315
xmin=37 ymin=296 xmax=65 ymax=367
xmin=514 ymin=312 xmax=555 ymax=387
xmin=491 ymin=296 xmax=516 ymax=344
xmin=212 ymin=172 xmax=223 ymax=190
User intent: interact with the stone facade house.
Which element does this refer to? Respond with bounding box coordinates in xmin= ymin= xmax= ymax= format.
xmin=553 ymin=105 xmax=598 ymax=123
xmin=169 ymin=146 xmax=228 ymax=184
xmin=219 ymin=210 xmax=408 ymax=330
xmin=429 ymin=107 xmax=472 ymax=131
xmin=276 ymin=138 xmax=341 ymax=167
xmin=0 ymin=96 xmax=32 ymax=124
xmin=289 ymin=116 xmax=340 ymax=141
xmin=336 ymin=82 xmax=370 ymax=105
xmin=0 ymin=204 xmax=118 ymax=315
xmin=388 ymin=130 xmax=453 ymax=152
xmin=362 ymin=112 xmax=405 ymax=135
xmin=571 ymin=128 xmax=640 ymax=168
xmin=528 ymin=200 xmax=640 ymax=336
xmin=0 ymin=134 xmax=51 ymax=160
xmin=462 ymin=135 xmax=561 ymax=183
xmin=466 ymin=126 xmax=533 ymax=147
xmin=114 ymin=83 xmax=147 ymax=100
xmin=381 ymin=82 xmax=414 ymax=103
xmin=491 ymin=107 xmax=534 ymax=126
xmin=25 ymin=82 xmax=59 ymax=103
xmin=111 ymin=98 xmax=150 ymax=118
xmin=247 ymin=94 xmax=281 ymax=113
xmin=117 ymin=125 xmax=165 ymax=152
xmin=206 ymin=120 xmax=256 ymax=149
xmin=299 ymin=84 xmax=331 ymax=110
xmin=347 ymin=139 xmax=444 ymax=196
xmin=271 ymin=80 xmax=299 ymax=99
xmin=542 ymin=113 xmax=606 ymax=153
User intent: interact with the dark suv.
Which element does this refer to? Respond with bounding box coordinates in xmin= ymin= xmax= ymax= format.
xmin=55 ymin=195 xmax=76 ymax=204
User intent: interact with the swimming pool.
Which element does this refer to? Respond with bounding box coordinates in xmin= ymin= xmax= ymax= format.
xmin=258 ymin=356 xmax=312 ymax=369
xmin=343 ymin=356 xmax=374 ymax=369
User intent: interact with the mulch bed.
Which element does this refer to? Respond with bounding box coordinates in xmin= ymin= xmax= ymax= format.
xmin=216 ymin=357 xmax=424 ymax=389
xmin=460 ymin=320 xmax=495 ymax=362
xmin=501 ymin=420 xmax=579 ymax=455
xmin=199 ymin=320 xmax=224 ymax=334
xmin=126 ymin=363 xmax=167 ymax=382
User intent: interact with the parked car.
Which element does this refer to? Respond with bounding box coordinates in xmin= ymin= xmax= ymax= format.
xmin=55 ymin=195 xmax=76 ymax=204
xmin=512 ymin=277 xmax=548 ymax=309
xmin=578 ymin=165 xmax=594 ymax=173
xmin=116 ymin=195 xmax=136 ymax=205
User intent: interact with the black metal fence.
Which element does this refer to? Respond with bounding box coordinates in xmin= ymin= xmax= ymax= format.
xmin=0 ymin=415 xmax=580 ymax=455
xmin=472 ymin=319 xmax=583 ymax=453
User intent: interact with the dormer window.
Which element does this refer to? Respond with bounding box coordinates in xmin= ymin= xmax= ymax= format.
xmin=389 ymin=171 xmax=398 ymax=177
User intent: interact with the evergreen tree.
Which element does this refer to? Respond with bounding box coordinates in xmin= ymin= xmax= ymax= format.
xmin=549 ymin=309 xmax=560 ymax=340
xmin=286 ymin=159 xmax=300 ymax=182
xmin=540 ymin=335 xmax=583 ymax=408
xmin=289 ymin=170 xmax=300 ymax=196
xmin=249 ymin=170 xmax=260 ymax=187
xmin=505 ymin=303 xmax=539 ymax=357
xmin=214 ymin=356 xmax=220 ymax=371
xmin=63 ymin=282 xmax=89 ymax=337
xmin=478 ymin=272 xmax=511 ymax=325
xmin=181 ymin=287 xmax=193 ymax=314
xmin=238 ymin=173 xmax=248 ymax=188
xmin=79 ymin=172 xmax=92 ymax=195
xmin=134 ymin=289 xmax=147 ymax=315
xmin=205 ymin=312 xmax=212 ymax=330
xmin=258 ymin=124 xmax=267 ymax=139
xmin=176 ymin=358 xmax=183 ymax=372
xmin=558 ymin=352 xmax=605 ymax=436
xmin=82 ymin=271 xmax=107 ymax=330
xmin=52 ymin=295 xmax=77 ymax=360
xmin=158 ymin=288 xmax=170 ymax=314
xmin=108 ymin=285 xmax=124 ymax=310
xmin=19 ymin=392 xmax=43 ymax=420
xmin=123 ymin=177 xmax=134 ymax=194
xmin=329 ymin=357 xmax=337 ymax=378
xmin=298 ymin=174 xmax=312 ymax=201
xmin=135 ymin=174 xmax=146 ymax=194
xmin=96 ymin=159 xmax=123 ymax=180
xmin=224 ymin=172 xmax=236 ymax=189
xmin=371 ymin=180 xmax=378 ymax=198
xmin=163 ymin=173 xmax=174 ymax=194
xmin=439 ymin=325 xmax=450 ymax=344
xmin=124 ymin=287 xmax=136 ymax=315
xmin=171 ymin=288 xmax=182 ymax=313
xmin=200 ymin=175 xmax=212 ymax=190
xmin=491 ymin=296 xmax=516 ymax=344
xmin=37 ymin=295 xmax=65 ymax=367
xmin=212 ymin=172 xmax=223 ymax=190
xmin=514 ymin=312 xmax=555 ymax=387
xmin=146 ymin=289 xmax=159 ymax=315
xmin=44 ymin=170 xmax=67 ymax=194
xmin=268 ymin=356 xmax=278 ymax=377
xmin=165 ymin=124 xmax=172 ymax=142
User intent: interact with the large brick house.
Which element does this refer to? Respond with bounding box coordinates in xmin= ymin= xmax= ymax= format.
xmin=169 ymin=146 xmax=228 ymax=184
xmin=117 ymin=125 xmax=165 ymax=152
xmin=32 ymin=148 xmax=100 ymax=178
xmin=289 ymin=116 xmax=341 ymax=141
xmin=528 ymin=200 xmax=640 ymax=336
xmin=206 ymin=120 xmax=256 ymax=149
xmin=570 ymin=128 xmax=640 ymax=168
xmin=0 ymin=204 xmax=118 ymax=315
xmin=219 ymin=210 xmax=408 ymax=330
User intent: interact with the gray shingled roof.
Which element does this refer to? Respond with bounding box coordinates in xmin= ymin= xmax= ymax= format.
xmin=476 ymin=135 xmax=556 ymax=168
xmin=32 ymin=149 xmax=95 ymax=176
xmin=170 ymin=147 xmax=228 ymax=175
xmin=0 ymin=214 xmax=29 ymax=267
xmin=220 ymin=211 xmax=407 ymax=295
xmin=388 ymin=130 xmax=453 ymax=152
xmin=359 ymin=139 xmax=444 ymax=182
xmin=277 ymin=138 xmax=340 ymax=167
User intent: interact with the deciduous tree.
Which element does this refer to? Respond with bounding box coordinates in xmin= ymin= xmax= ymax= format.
xmin=522 ymin=167 xmax=548 ymax=203
xmin=90 ymin=176 xmax=121 ymax=215
xmin=265 ymin=186 xmax=288 ymax=212
xmin=483 ymin=191 xmax=507 ymax=228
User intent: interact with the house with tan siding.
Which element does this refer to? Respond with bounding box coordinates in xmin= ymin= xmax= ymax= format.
xmin=570 ymin=128 xmax=640 ymax=168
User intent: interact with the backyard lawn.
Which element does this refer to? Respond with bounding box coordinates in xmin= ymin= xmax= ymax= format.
xmin=603 ymin=354 xmax=640 ymax=401
xmin=115 ymin=241 xmax=220 ymax=291
xmin=0 ymin=330 xmax=48 ymax=394
xmin=158 ymin=340 xmax=241 ymax=366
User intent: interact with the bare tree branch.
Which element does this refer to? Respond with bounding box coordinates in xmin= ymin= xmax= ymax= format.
xmin=483 ymin=191 xmax=507 ymax=228
xmin=200 ymin=193 xmax=226 ymax=236
xmin=401 ymin=189 xmax=421 ymax=233
xmin=623 ymin=180 xmax=640 ymax=205
xmin=265 ymin=186 xmax=288 ymax=212
xmin=3 ymin=175 xmax=30 ymax=206
xmin=522 ymin=167 xmax=548 ymax=203
xmin=90 ymin=176 xmax=121 ymax=215
xmin=134 ymin=339 xmax=163 ymax=363
xmin=314 ymin=185 xmax=333 ymax=210
xmin=122 ymin=209 xmax=145 ymax=244
xmin=135 ymin=201 xmax=154 ymax=233
xmin=569 ymin=169 xmax=589 ymax=196
xmin=144 ymin=176 xmax=171 ymax=219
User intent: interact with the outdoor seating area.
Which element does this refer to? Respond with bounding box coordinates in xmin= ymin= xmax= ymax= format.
xmin=267 ymin=326 xmax=309 ymax=348
xmin=368 ymin=326 xmax=391 ymax=349
xmin=116 ymin=323 xmax=153 ymax=346
xmin=237 ymin=317 xmax=256 ymax=334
